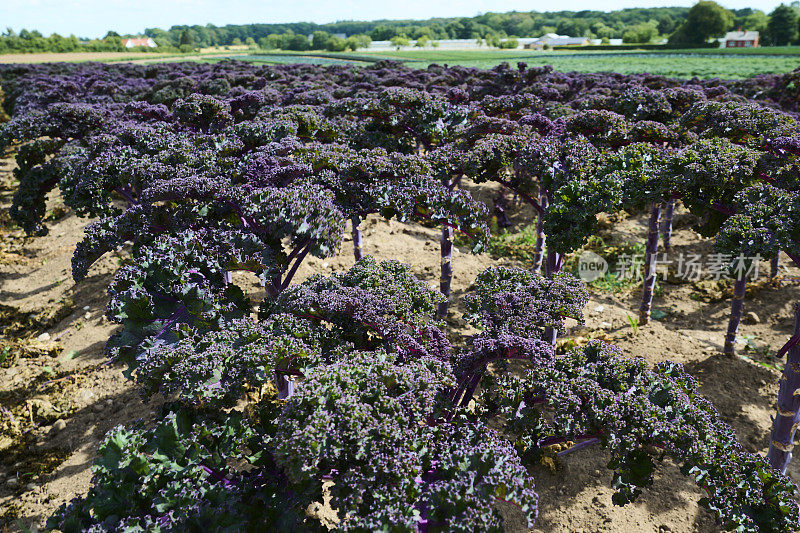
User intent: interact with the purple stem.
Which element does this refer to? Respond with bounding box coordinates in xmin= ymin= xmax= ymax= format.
xmin=114 ymin=186 xmax=137 ymax=206
xmin=544 ymin=248 xmax=562 ymax=277
xmin=437 ymin=224 xmax=453 ymax=320
xmin=775 ymin=331 xmax=800 ymax=363
xmin=155 ymin=305 xmax=188 ymax=341
xmin=556 ymin=437 xmax=601 ymax=456
xmin=279 ymin=242 xmax=312 ymax=292
xmin=265 ymin=275 xmax=282 ymax=298
xmin=437 ymin=176 xmax=460 ymax=319
xmin=351 ymin=215 xmax=363 ymax=262
xmin=493 ymin=191 xmax=512 ymax=229
xmin=458 ymin=372 xmax=483 ymax=408
xmin=495 ymin=178 xmax=543 ymax=214
xmin=449 ymin=378 xmax=470 ymax=406
xmin=722 ymin=275 xmax=747 ymax=357
xmin=543 ymin=245 xmax=562 ymax=346
xmin=275 ymin=373 xmax=300 ymax=400
xmin=285 ymin=237 xmax=311 ymax=265
xmin=199 ymin=464 xmax=234 ymax=487
xmin=662 ymin=198 xmax=675 ymax=250
xmin=533 ymin=192 xmax=548 ymax=275
xmin=767 ymin=303 xmax=800 ymax=474
xmin=711 ymin=201 xmax=736 ymax=216
xmin=771 ymin=254 xmax=780 ymax=279
xmin=639 ymin=202 xmax=662 ymax=325
xmin=538 ymin=433 xmax=601 ymax=447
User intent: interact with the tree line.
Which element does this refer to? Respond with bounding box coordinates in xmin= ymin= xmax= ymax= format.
xmin=3 ymin=2 xmax=800 ymax=54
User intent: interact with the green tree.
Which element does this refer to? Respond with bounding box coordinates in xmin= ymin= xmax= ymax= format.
xmin=390 ymin=35 xmax=410 ymax=49
xmin=326 ymin=36 xmax=346 ymax=51
xmin=312 ymin=30 xmax=331 ymax=50
xmin=767 ymin=4 xmax=798 ymax=45
xmin=345 ymin=34 xmax=371 ymax=50
xmin=498 ymin=36 xmax=518 ymax=49
xmin=657 ymin=15 xmax=676 ymax=35
xmin=282 ymin=32 xmax=310 ymax=50
xmin=371 ymin=25 xmax=396 ymax=41
xmin=146 ymin=28 xmax=173 ymax=46
xmin=741 ymin=10 xmax=769 ymax=33
xmin=411 ymin=26 xmax=433 ymax=39
xmin=669 ymin=1 xmax=734 ymax=45
xmin=623 ymin=21 xmax=659 ymax=43
xmin=557 ymin=19 xmax=589 ymax=37
xmin=415 ymin=35 xmax=430 ymax=47
xmin=264 ymin=34 xmax=282 ymax=49
xmin=592 ymin=23 xmax=615 ymax=39
xmin=179 ymin=29 xmax=194 ymax=46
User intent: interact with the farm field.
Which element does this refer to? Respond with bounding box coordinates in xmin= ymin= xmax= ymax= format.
xmin=3 ymin=60 xmax=800 ymax=532
xmin=4 ymin=155 xmax=800 ymax=532
xmin=233 ymin=50 xmax=800 ymax=78
xmin=2 ymin=47 xmax=800 ymax=78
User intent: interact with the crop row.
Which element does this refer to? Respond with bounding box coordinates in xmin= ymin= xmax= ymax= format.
xmin=3 ymin=60 xmax=800 ymax=531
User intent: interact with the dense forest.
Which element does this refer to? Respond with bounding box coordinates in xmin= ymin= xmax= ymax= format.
xmin=151 ymin=7 xmax=694 ymax=45
xmin=1 ymin=2 xmax=799 ymax=54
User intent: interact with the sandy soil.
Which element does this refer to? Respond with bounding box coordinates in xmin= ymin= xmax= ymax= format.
xmin=0 ymin=51 xmax=246 ymax=65
xmin=0 ymin=52 xmax=157 ymax=64
xmin=1 ymin=152 xmax=799 ymax=532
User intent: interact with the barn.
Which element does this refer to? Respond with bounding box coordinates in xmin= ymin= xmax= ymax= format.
xmin=122 ymin=37 xmax=158 ymax=48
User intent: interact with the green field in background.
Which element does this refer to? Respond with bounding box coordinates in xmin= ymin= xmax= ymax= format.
xmin=3 ymin=46 xmax=796 ymax=79
xmin=219 ymin=48 xmax=799 ymax=79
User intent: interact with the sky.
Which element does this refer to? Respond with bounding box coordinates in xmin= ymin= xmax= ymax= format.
xmin=1 ymin=0 xmax=790 ymax=39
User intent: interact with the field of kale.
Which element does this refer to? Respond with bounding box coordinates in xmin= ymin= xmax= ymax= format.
xmin=4 ymin=48 xmax=800 ymax=79
xmin=3 ymin=60 xmax=800 ymax=531
xmin=235 ymin=50 xmax=800 ymax=79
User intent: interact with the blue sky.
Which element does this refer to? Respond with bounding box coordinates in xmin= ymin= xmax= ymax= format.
xmin=2 ymin=0 xmax=790 ymax=39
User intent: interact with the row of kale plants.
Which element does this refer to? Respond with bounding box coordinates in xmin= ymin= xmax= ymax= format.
xmin=2 ymin=61 xmax=800 ymax=530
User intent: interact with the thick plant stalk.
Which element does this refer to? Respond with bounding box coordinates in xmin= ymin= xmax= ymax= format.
xmin=437 ymin=176 xmax=460 ymax=319
xmin=543 ymin=248 xmax=562 ymax=345
xmin=544 ymin=248 xmax=562 ymax=277
xmin=543 ymin=326 xmax=558 ymax=346
xmin=351 ymin=215 xmax=363 ymax=262
xmin=437 ymin=224 xmax=454 ymax=319
xmin=771 ymin=253 xmax=780 ymax=279
xmin=767 ymin=304 xmax=800 ymax=474
xmin=662 ymin=198 xmax=675 ymax=250
xmin=533 ymin=192 xmax=549 ymax=275
xmin=493 ymin=192 xmax=512 ymax=229
xmin=722 ymin=276 xmax=747 ymax=357
xmin=639 ymin=202 xmax=662 ymax=325
xmin=276 ymin=372 xmax=300 ymax=400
